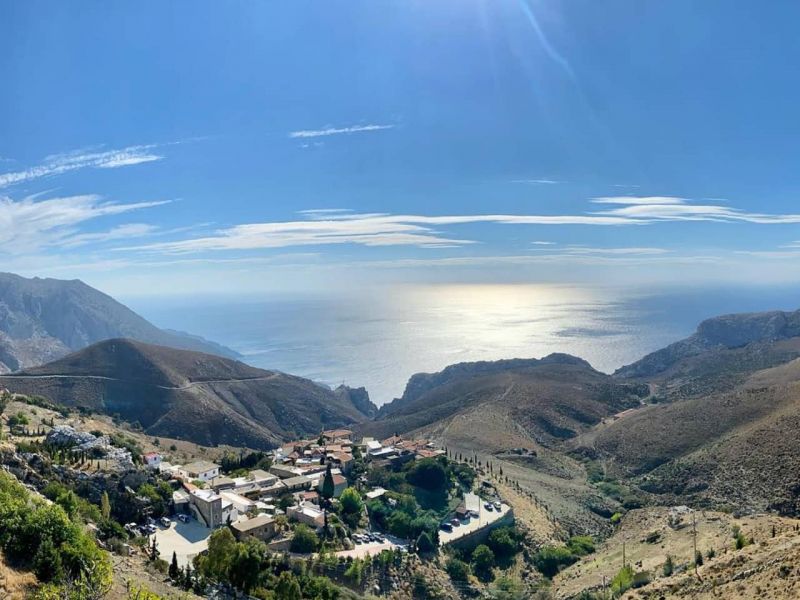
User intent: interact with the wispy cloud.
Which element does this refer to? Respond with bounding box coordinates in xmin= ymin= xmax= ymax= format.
xmin=123 ymin=197 xmax=800 ymax=255
xmin=532 ymin=241 xmax=555 ymax=245
xmin=512 ymin=179 xmax=561 ymax=185
xmin=592 ymin=196 xmax=800 ymax=223
xmin=288 ymin=124 xmax=394 ymax=139
xmin=0 ymin=193 xmax=170 ymax=254
xmin=0 ymin=143 xmax=167 ymax=189
xmin=559 ymin=245 xmax=669 ymax=256
xmin=57 ymin=223 xmax=160 ymax=248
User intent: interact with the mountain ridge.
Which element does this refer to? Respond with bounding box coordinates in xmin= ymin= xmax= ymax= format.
xmin=0 ymin=338 xmax=374 ymax=449
xmin=0 ymin=272 xmax=239 ymax=372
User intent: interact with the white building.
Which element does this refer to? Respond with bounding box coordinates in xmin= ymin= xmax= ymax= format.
xmin=143 ymin=452 xmax=162 ymax=469
xmin=181 ymin=460 xmax=221 ymax=482
xmin=190 ymin=488 xmax=238 ymax=528
xmin=220 ymin=491 xmax=257 ymax=515
xmin=287 ymin=503 xmax=325 ymax=529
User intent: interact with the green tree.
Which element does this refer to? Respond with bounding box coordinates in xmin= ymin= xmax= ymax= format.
xmin=169 ymin=551 xmax=180 ymax=579
xmin=204 ymin=527 xmax=236 ymax=579
xmin=472 ymin=544 xmax=496 ymax=581
xmin=229 ymin=539 xmax=266 ymax=592
xmin=405 ymin=458 xmax=448 ymax=491
xmin=416 ymin=531 xmax=435 ymax=554
xmin=339 ymin=487 xmax=363 ymax=515
xmin=32 ymin=537 xmax=63 ymax=582
xmin=274 ymin=571 xmax=302 ymax=600
xmin=100 ymin=491 xmax=111 ymax=520
xmin=321 ymin=463 xmax=335 ymax=503
xmin=290 ymin=524 xmax=319 ymax=553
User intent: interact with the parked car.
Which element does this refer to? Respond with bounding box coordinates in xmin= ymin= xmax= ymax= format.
xmin=440 ymin=522 xmax=453 ymax=532
xmin=450 ymin=518 xmax=460 ymax=527
xmin=177 ymin=514 xmax=190 ymax=523
xmin=374 ymin=534 xmax=386 ymax=543
xmin=493 ymin=501 xmax=502 ymax=510
xmin=159 ymin=517 xmax=171 ymax=527
xmin=484 ymin=502 xmax=494 ymax=511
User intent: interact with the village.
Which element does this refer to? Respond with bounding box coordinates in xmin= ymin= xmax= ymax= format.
xmin=142 ymin=428 xmax=513 ymax=569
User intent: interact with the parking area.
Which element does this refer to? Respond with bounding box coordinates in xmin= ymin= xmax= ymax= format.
xmin=149 ymin=518 xmax=212 ymax=568
xmin=438 ymin=495 xmax=512 ymax=546
xmin=336 ymin=534 xmax=407 ymax=558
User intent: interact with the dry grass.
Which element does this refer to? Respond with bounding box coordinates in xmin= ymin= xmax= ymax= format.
xmin=0 ymin=553 xmax=38 ymax=600
xmin=554 ymin=507 xmax=800 ymax=599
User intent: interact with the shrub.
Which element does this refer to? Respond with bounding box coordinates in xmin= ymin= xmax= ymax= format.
xmin=534 ymin=545 xmax=578 ymax=578
xmin=645 ymin=531 xmax=661 ymax=544
xmin=632 ymin=570 xmax=651 ymax=588
xmin=445 ymin=557 xmax=470 ymax=581
xmin=567 ymin=535 xmax=595 ymax=556
xmin=0 ymin=472 xmax=112 ymax=592
xmin=610 ymin=565 xmax=634 ymax=597
xmin=488 ymin=527 xmax=521 ymax=558
xmin=663 ymin=554 xmax=674 ymax=577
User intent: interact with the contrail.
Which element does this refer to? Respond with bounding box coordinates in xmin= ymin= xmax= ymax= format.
xmin=517 ymin=0 xmax=576 ymax=81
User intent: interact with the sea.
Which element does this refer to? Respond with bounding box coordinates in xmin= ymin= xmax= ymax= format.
xmin=127 ymin=283 xmax=800 ymax=406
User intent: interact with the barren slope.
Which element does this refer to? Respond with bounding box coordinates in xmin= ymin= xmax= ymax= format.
xmin=0 ymin=339 xmax=371 ymax=449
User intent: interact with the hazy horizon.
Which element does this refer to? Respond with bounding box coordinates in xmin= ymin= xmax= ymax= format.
xmin=128 ymin=281 xmax=800 ymax=405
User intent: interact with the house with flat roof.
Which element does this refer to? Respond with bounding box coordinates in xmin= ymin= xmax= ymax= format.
xmin=181 ymin=461 xmax=220 ymax=482
xmin=231 ymin=514 xmax=277 ymax=542
xmin=190 ymin=488 xmax=237 ymax=528
xmin=283 ymin=475 xmax=314 ymax=492
xmin=287 ymin=503 xmax=325 ymax=529
xmin=270 ymin=464 xmax=304 ymax=479
xmin=220 ymin=491 xmax=257 ymax=515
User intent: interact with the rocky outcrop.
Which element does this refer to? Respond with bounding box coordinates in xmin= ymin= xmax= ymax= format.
xmin=335 ymin=385 xmax=378 ymax=418
xmin=615 ymin=308 xmax=800 ymax=379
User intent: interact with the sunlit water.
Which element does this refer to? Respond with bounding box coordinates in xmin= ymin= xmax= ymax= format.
xmin=129 ymin=284 xmax=800 ymax=405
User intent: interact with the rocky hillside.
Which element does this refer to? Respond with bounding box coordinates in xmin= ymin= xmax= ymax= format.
xmin=615 ymin=309 xmax=800 ymax=383
xmin=0 ymin=272 xmax=238 ymax=372
xmin=363 ymin=354 xmax=649 ymax=450
xmin=0 ymin=339 xmax=373 ymax=449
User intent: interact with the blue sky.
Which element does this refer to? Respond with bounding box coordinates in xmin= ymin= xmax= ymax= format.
xmin=2 ymin=0 xmax=800 ymax=296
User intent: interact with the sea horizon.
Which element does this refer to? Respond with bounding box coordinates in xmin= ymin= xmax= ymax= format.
xmin=127 ymin=282 xmax=800 ymax=406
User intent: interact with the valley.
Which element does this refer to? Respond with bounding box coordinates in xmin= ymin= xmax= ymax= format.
xmin=1 ymin=279 xmax=800 ymax=599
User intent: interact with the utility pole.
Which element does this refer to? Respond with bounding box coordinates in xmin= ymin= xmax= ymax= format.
xmin=692 ymin=511 xmax=698 ymax=576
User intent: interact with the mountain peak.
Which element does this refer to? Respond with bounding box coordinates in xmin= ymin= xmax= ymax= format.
xmin=0 ymin=272 xmax=239 ymax=372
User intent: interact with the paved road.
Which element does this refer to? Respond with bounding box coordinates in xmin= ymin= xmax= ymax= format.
xmin=1 ymin=373 xmax=279 ymax=391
